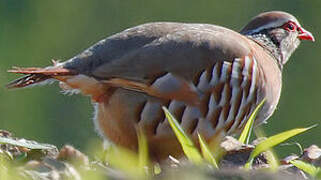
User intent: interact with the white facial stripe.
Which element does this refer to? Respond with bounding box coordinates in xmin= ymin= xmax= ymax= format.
xmin=245 ymin=19 xmax=300 ymax=35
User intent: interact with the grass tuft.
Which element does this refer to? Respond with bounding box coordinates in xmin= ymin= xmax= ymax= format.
xmin=162 ymin=107 xmax=203 ymax=164
xmin=244 ymin=125 xmax=317 ymax=169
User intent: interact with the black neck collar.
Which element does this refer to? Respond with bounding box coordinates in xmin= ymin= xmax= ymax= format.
xmin=246 ymin=33 xmax=283 ymax=70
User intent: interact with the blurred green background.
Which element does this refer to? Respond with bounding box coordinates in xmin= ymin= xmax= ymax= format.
xmin=0 ymin=0 xmax=320 ymax=157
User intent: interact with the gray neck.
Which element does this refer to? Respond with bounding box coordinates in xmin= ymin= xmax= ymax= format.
xmin=246 ymin=34 xmax=283 ymax=70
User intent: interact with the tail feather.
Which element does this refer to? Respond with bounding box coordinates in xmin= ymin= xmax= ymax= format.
xmin=8 ymin=66 xmax=74 ymax=76
xmin=6 ymin=66 xmax=77 ymax=89
xmin=6 ymin=74 xmax=51 ymax=89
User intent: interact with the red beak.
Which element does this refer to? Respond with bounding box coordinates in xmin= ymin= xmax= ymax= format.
xmin=297 ymin=27 xmax=315 ymax=42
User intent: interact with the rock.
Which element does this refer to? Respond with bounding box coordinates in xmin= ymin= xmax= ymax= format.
xmin=219 ymin=136 xmax=268 ymax=169
xmin=281 ymin=154 xmax=299 ymax=165
xmin=57 ymin=145 xmax=89 ymax=167
xmin=301 ymin=145 xmax=321 ymax=166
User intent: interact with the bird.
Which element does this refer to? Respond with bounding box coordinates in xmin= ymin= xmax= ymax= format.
xmin=6 ymin=11 xmax=314 ymax=161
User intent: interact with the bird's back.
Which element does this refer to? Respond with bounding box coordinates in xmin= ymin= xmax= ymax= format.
xmin=63 ymin=22 xmax=252 ymax=82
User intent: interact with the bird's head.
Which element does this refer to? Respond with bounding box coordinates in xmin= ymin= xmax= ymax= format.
xmin=240 ymin=11 xmax=314 ymax=67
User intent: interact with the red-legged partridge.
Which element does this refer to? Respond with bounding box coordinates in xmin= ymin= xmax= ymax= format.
xmin=7 ymin=11 xmax=314 ymax=160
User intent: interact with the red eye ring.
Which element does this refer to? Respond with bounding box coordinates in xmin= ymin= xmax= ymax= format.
xmin=283 ymin=21 xmax=297 ymax=32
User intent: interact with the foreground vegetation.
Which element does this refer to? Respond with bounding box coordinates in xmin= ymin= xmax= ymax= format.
xmin=1 ymin=101 xmax=320 ymax=180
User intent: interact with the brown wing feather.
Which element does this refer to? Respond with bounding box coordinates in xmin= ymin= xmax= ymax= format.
xmin=103 ymin=75 xmax=202 ymax=106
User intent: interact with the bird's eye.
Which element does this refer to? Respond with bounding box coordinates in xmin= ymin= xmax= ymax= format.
xmin=283 ymin=22 xmax=297 ymax=32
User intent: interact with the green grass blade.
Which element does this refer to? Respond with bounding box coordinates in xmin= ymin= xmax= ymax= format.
xmin=0 ymin=137 xmax=56 ymax=150
xmin=154 ymin=163 xmax=162 ymax=175
xmin=254 ymin=127 xmax=280 ymax=171
xmin=137 ymin=127 xmax=149 ymax=174
xmin=238 ymin=98 xmax=266 ymax=144
xmin=290 ymin=160 xmax=321 ymax=177
xmin=245 ymin=125 xmax=316 ymax=169
xmin=0 ymin=155 xmax=10 ymax=180
xmin=106 ymin=128 xmax=150 ymax=177
xmin=105 ymin=145 xmax=144 ymax=177
xmin=317 ymin=169 xmax=321 ymax=179
xmin=265 ymin=149 xmax=279 ymax=171
xmin=163 ymin=107 xmax=203 ymax=164
xmin=198 ymin=133 xmax=218 ymax=169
